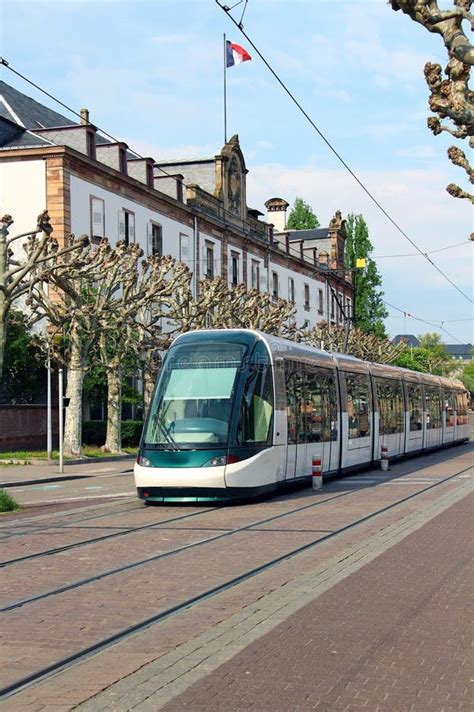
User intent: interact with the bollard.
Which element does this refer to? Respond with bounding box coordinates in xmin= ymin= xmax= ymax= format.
xmin=312 ymin=456 xmax=323 ymax=490
xmin=380 ymin=444 xmax=389 ymax=471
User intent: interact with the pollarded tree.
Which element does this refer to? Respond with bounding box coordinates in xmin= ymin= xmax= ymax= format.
xmin=344 ymin=213 xmax=388 ymax=338
xmin=301 ymin=321 xmax=407 ymax=363
xmin=97 ymin=257 xmax=191 ymax=452
xmin=286 ymin=197 xmax=320 ymax=230
xmin=390 ymin=0 xmax=473 ymax=207
xmin=0 ymin=212 xmax=84 ymax=376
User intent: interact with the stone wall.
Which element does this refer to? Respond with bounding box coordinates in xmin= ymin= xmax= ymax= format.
xmin=0 ymin=405 xmax=59 ymax=451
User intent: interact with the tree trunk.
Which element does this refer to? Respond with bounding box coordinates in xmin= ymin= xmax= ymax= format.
xmin=63 ymin=339 xmax=85 ymax=457
xmin=0 ymin=305 xmax=6 ymax=378
xmin=104 ymin=365 xmax=122 ymax=453
xmin=143 ymin=369 xmax=155 ymax=417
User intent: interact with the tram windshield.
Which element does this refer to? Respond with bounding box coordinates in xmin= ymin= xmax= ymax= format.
xmin=143 ymin=341 xmax=246 ymax=449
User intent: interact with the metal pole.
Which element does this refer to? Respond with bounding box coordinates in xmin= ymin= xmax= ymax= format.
xmin=46 ymin=357 xmax=52 ymax=459
xmin=223 ymin=33 xmax=227 ymax=144
xmin=58 ymin=368 xmax=64 ymax=474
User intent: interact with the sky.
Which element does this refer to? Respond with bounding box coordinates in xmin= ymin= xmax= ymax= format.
xmin=1 ymin=0 xmax=473 ymax=344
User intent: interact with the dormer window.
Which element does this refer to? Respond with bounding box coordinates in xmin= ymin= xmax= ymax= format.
xmin=146 ymin=163 xmax=154 ymax=188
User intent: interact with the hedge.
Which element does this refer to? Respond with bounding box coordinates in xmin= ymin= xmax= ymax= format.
xmin=82 ymin=420 xmax=144 ymax=447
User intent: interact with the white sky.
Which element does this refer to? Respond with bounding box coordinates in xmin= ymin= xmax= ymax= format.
xmin=2 ymin=0 xmax=473 ymax=343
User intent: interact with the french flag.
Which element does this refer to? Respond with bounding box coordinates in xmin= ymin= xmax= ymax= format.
xmin=226 ymin=40 xmax=251 ymax=68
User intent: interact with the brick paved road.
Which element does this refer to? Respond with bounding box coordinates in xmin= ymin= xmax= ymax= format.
xmin=158 ymin=492 xmax=473 ymax=712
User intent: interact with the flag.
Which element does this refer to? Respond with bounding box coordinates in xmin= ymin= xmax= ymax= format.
xmin=226 ymin=40 xmax=251 ymax=68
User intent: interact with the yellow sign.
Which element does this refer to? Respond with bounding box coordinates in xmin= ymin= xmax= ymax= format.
xmin=356 ymin=258 xmax=366 ymax=268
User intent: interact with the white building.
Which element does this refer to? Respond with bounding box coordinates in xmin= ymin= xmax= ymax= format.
xmin=0 ymin=80 xmax=353 ymax=329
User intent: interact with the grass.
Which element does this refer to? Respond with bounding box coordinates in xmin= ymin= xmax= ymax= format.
xmin=0 ymin=489 xmax=20 ymax=513
xmin=0 ymin=446 xmax=138 ymax=462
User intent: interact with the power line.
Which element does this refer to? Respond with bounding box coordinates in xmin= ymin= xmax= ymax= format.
xmin=384 ymin=300 xmax=465 ymax=344
xmin=374 ymin=241 xmax=471 ymax=258
xmin=215 ymin=1 xmax=473 ymax=305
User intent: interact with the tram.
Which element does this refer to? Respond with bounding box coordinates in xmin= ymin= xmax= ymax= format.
xmin=134 ymin=329 xmax=470 ymax=503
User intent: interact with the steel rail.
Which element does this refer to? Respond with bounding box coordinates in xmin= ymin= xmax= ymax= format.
xmin=0 ymin=463 xmax=471 ymax=701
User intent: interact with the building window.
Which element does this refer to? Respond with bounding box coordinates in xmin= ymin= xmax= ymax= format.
xmin=90 ymin=196 xmax=105 ymax=243
xmin=205 ymin=242 xmax=214 ymax=278
xmin=338 ymin=293 xmax=344 ymax=320
xmin=271 ymin=271 xmax=279 ymax=299
xmin=150 ymin=223 xmax=162 ymax=256
xmin=330 ymin=293 xmax=335 ymax=320
xmin=231 ymin=252 xmax=239 ymax=286
xmin=119 ymin=209 xmax=135 ymax=246
xmin=318 ymin=289 xmax=324 ymax=314
xmin=251 ymin=260 xmax=260 ymax=291
xmin=346 ymin=297 xmax=352 ymax=321
xmin=304 ymin=284 xmax=310 ymax=310
xmin=179 ymin=233 xmax=189 ymax=263
xmin=119 ymin=148 xmax=127 ymax=175
xmin=288 ymin=278 xmax=295 ymax=303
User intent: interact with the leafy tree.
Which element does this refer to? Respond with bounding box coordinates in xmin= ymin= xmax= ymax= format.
xmin=344 ymin=213 xmax=388 ymax=337
xmin=286 ymin=197 xmax=320 ymax=230
xmin=459 ymin=361 xmax=474 ymax=396
xmin=0 ymin=309 xmax=45 ymax=403
xmin=394 ymin=346 xmax=455 ymax=375
xmin=390 ymin=0 xmax=473 ymax=208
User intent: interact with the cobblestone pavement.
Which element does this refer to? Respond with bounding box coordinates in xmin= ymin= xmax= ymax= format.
xmin=1 ymin=445 xmax=472 ymax=711
xmin=82 ymin=488 xmax=474 ymax=712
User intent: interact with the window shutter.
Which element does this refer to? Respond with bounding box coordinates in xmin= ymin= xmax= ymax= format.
xmin=91 ymin=199 xmax=104 ymax=238
xmin=180 ymin=234 xmax=189 ymax=263
xmin=118 ymin=211 xmax=126 ymax=241
xmin=129 ymin=213 xmax=135 ymax=243
xmin=147 ymin=223 xmax=153 ymax=255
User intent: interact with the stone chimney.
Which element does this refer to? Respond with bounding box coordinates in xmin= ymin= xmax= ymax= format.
xmin=80 ymin=108 xmax=89 ymax=125
xmin=264 ymin=197 xmax=289 ymax=232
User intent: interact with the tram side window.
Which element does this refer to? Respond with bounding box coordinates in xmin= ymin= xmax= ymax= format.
xmin=425 ymin=387 xmax=442 ymax=429
xmin=376 ymin=379 xmax=404 ymax=435
xmin=407 ymin=384 xmax=422 ymax=431
xmin=305 ymin=369 xmax=338 ymax=442
xmin=238 ymin=362 xmax=274 ymax=445
xmin=444 ymin=390 xmax=455 ymax=427
xmin=455 ymin=391 xmax=468 ymax=425
xmin=345 ymin=374 xmax=371 ymax=439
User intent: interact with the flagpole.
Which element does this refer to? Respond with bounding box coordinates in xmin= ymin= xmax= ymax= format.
xmin=223 ymin=32 xmax=227 ymax=144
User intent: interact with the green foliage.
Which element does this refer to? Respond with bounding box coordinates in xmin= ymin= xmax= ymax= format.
xmin=0 ymin=310 xmax=46 ymax=403
xmin=286 ymin=197 xmax=320 ymax=230
xmin=394 ymin=346 xmax=454 ymax=376
xmin=0 ymin=489 xmax=20 ymax=512
xmin=459 ymin=362 xmax=474 ymax=395
xmin=82 ymin=420 xmax=143 ymax=447
xmin=344 ymin=214 xmax=388 ymax=338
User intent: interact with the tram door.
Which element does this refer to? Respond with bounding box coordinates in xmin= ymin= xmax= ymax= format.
xmin=284 ymin=362 xmax=305 ymax=480
xmin=443 ymin=388 xmax=455 ymax=444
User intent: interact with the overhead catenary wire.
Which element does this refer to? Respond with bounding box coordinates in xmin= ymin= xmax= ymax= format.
xmin=384 ymin=300 xmax=466 ymax=344
xmin=374 ymin=241 xmax=471 ymax=259
xmin=1 ymin=58 xmax=469 ymax=336
xmin=215 ymin=1 xmax=473 ymax=305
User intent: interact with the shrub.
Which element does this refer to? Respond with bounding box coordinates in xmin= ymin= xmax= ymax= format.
xmin=0 ymin=489 xmax=20 ymax=512
xmin=82 ymin=420 xmax=143 ymax=447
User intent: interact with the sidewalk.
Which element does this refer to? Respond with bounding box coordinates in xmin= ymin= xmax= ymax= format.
xmin=0 ymin=455 xmax=135 ymax=488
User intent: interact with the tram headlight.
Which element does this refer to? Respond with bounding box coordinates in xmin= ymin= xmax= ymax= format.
xmin=137 ymin=454 xmax=152 ymax=467
xmin=202 ymin=454 xmax=241 ymax=467
xmin=202 ymin=455 xmax=227 ymax=467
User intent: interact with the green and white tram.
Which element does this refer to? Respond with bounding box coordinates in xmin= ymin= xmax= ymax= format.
xmin=134 ymin=329 xmax=470 ymax=503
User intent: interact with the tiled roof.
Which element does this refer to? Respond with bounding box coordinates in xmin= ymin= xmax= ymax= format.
xmin=0 ymin=81 xmax=75 ymax=129
xmin=287 ymin=228 xmax=329 ymax=241
xmin=392 ymin=334 xmax=420 ymax=347
xmin=0 ymin=117 xmax=54 ymax=149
